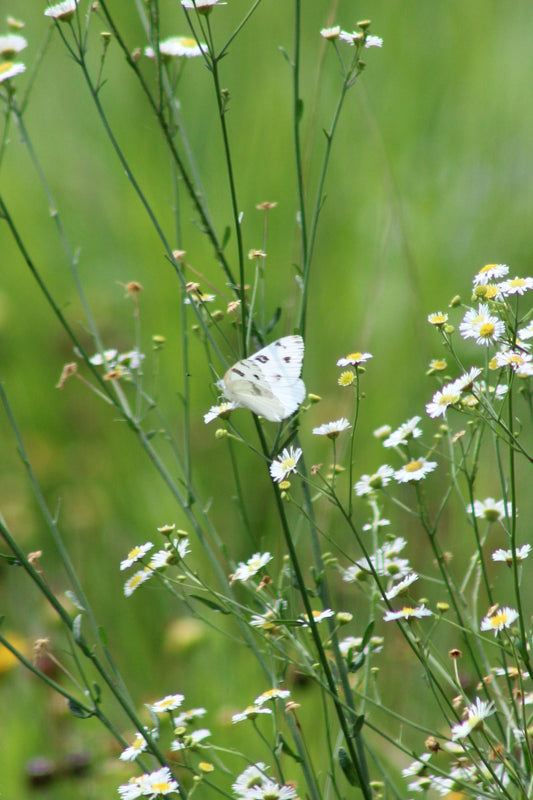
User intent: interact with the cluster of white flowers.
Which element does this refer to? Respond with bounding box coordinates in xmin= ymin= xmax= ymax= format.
xmin=122 ymin=528 xmax=190 ymax=597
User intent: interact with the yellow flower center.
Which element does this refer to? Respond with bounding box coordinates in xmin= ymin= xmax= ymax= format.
xmin=346 ymin=352 xmax=362 ymax=361
xmin=405 ymin=460 xmax=423 ymax=473
xmin=339 ymin=371 xmax=355 ymax=386
xmin=0 ymin=61 xmax=13 ymax=75
xmin=490 ymin=612 xmax=509 ymax=628
xmin=181 ymin=37 xmax=197 ymax=48
xmin=478 ymin=322 xmax=495 ymax=338
xmin=485 ymin=285 xmax=499 ymax=299
xmin=479 ymin=264 xmax=497 ymax=274
xmin=509 ymin=278 xmax=525 ymax=288
xmin=438 ymin=392 xmax=459 ymax=406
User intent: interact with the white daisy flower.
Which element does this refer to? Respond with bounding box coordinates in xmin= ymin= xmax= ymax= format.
xmin=232 ymin=552 xmax=272 ymax=582
xmin=365 ymin=35 xmax=383 ymax=48
xmin=402 ymin=753 xmax=432 ymax=777
xmin=150 ymin=693 xmax=185 ymax=714
xmin=467 ymin=497 xmax=511 ymax=522
xmin=138 ymin=766 xmax=179 ymax=796
xmin=394 ymin=458 xmax=437 ymax=483
xmin=383 ymin=605 xmax=432 ymax=622
xmin=498 ymin=276 xmax=533 ymax=296
xmin=299 ymin=608 xmax=335 ymax=626
xmin=145 ymin=36 xmax=207 ymax=59
xmin=255 ymin=688 xmax=291 ymax=706
xmin=338 ymin=635 xmax=383 ymax=658
xmin=44 ymin=0 xmax=78 ymax=20
xmin=119 ymin=728 xmax=156 ymax=762
xmin=493 ymin=348 xmax=532 ymax=371
xmin=120 ymin=542 xmax=154 ymax=571
xmin=459 ymin=304 xmax=506 ymax=346
xmin=124 ymin=567 xmax=153 ymax=596
xmin=338 ymin=30 xmax=364 ymax=46
xmin=516 ymin=361 xmax=533 ymax=377
xmin=233 ymin=764 xmax=270 ymax=797
xmin=480 ymin=606 xmax=519 ymax=635
xmin=385 ymin=573 xmax=419 ymax=600
xmin=320 ymin=26 xmax=341 ymax=40
xmin=181 ymin=0 xmax=226 ymax=11
xmin=453 ymin=367 xmax=483 ymax=391
xmin=204 ymin=401 xmax=240 ymax=424
xmin=354 ymin=464 xmax=394 ymax=496
xmin=425 ymin=384 xmax=462 ymax=418
xmin=518 ymin=320 xmax=533 ymax=340
xmin=89 ymin=348 xmax=118 ymax=367
xmin=427 ymin=311 xmax=448 ymax=326
xmin=0 ymin=62 xmax=25 ymax=82
xmin=171 ymin=728 xmax=211 ymax=749
xmin=173 ymin=707 xmax=207 ymax=727
xmin=232 ymin=705 xmax=272 ymax=724
xmin=173 ymin=537 xmax=191 ymax=560
xmin=118 ymin=777 xmax=144 ymax=800
xmin=246 ymin=780 xmax=298 ymax=800
xmin=269 ymin=446 xmax=302 ymax=483
xmin=473 ymin=263 xmax=509 ymax=286
xmin=149 ymin=549 xmax=173 ymax=569
xmin=451 ymin=697 xmax=495 ymax=740
xmin=492 ymin=544 xmax=531 ymax=564
xmin=383 ymin=416 xmax=422 ymax=448
xmin=117 ymin=349 xmax=145 ymax=370
xmin=336 ymin=351 xmax=372 ymax=367
xmin=312 ymin=418 xmax=351 ymax=438
xmin=0 ymin=34 xmax=27 ymax=57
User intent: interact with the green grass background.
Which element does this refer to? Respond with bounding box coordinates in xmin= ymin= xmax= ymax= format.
xmin=2 ymin=0 xmax=533 ymax=797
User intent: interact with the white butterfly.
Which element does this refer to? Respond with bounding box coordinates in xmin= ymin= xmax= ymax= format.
xmin=218 ymin=335 xmax=306 ymax=422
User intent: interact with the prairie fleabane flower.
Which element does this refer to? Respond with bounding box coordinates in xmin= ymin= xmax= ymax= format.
xmin=145 ymin=36 xmax=207 ymax=59
xmin=232 ymin=552 xmax=272 ymax=582
xmin=365 ymin=35 xmax=383 ymax=48
xmin=459 ymin=304 xmax=505 ymax=346
xmin=493 ymin=348 xmax=532 ymax=371
xmin=300 ymin=608 xmax=334 ymax=626
xmin=124 ymin=567 xmax=153 ymax=597
xmin=467 ymin=497 xmax=512 ymax=522
xmin=120 ymin=542 xmax=154 ymax=570
xmin=171 ymin=728 xmax=211 ymax=750
xmin=232 ymin=705 xmax=272 ymax=723
xmin=402 ymin=753 xmax=432 ymax=777
xmin=233 ymin=764 xmax=270 ymax=797
xmin=492 ymin=544 xmax=531 ymax=564
xmin=480 ymin=606 xmax=519 ymax=635
xmin=181 ymin=0 xmax=226 ymax=11
xmin=269 ymin=446 xmax=302 ymax=483
xmin=394 ymin=458 xmax=437 ymax=483
xmin=338 ymin=370 xmax=355 ymax=387
xmin=150 ymin=693 xmax=185 ymax=713
xmin=119 ymin=729 xmax=154 ymax=762
xmin=0 ymin=62 xmax=25 ymax=82
xmin=518 ymin=320 xmax=533 ymax=340
xmin=312 ymin=418 xmax=351 ymax=438
xmin=473 ymin=263 xmax=509 ymax=286
xmin=320 ymin=26 xmax=341 ymax=40
xmin=450 ymin=697 xmax=495 ymax=739
xmin=0 ymin=35 xmax=27 ymax=58
xmin=427 ymin=311 xmax=448 ymax=326
xmin=139 ymin=767 xmax=179 ymax=797
xmin=425 ymin=384 xmax=462 ymax=418
xmin=337 ymin=351 xmax=372 ymax=367
xmin=339 ymin=30 xmax=364 ymax=46
xmin=383 ymin=416 xmax=422 ymax=447
xmin=44 ymin=0 xmax=78 ymax=20
xmin=255 ymin=688 xmax=291 ymax=705
xmin=245 ymin=780 xmax=298 ymax=800
xmin=497 ymin=276 xmax=533 ymax=296
xmin=173 ymin=707 xmax=207 ymax=727
xmin=428 ymin=358 xmax=447 ymax=371
xmin=354 ymin=464 xmax=394 ymax=496
xmin=383 ymin=605 xmax=432 ymax=622
xmin=385 ymin=573 xmax=419 ymax=600
xmin=204 ymin=401 xmax=240 ymax=424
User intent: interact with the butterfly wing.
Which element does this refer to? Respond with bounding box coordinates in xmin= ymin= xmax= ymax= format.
xmin=222 ymin=335 xmax=305 ymax=422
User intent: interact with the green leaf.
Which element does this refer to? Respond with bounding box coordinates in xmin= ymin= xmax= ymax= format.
xmin=351 ymin=714 xmax=365 ymax=738
xmin=338 ymin=747 xmax=360 ymax=787
xmin=221 ymin=226 xmax=231 ymax=250
xmin=276 ymin=733 xmax=303 ymax=763
xmin=189 ymin=594 xmax=230 ymax=614
xmin=68 ymin=699 xmax=93 ymax=719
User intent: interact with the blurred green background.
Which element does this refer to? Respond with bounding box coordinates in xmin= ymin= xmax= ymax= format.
xmin=2 ymin=0 xmax=533 ymax=796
